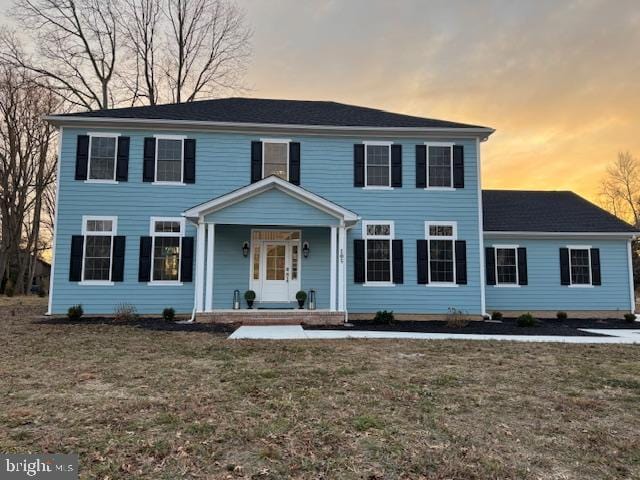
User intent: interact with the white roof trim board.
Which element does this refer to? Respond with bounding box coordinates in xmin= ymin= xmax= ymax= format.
xmin=183 ymin=176 xmax=360 ymax=224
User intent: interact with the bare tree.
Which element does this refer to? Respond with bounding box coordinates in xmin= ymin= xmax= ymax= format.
xmin=600 ymin=152 xmax=640 ymax=228
xmin=0 ymin=64 xmax=58 ymax=294
xmin=0 ymin=0 xmax=120 ymax=110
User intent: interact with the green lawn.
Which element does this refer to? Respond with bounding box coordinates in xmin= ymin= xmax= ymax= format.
xmin=1 ymin=297 xmax=639 ymax=479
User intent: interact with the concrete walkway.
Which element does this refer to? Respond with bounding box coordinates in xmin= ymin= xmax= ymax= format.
xmin=228 ymin=325 xmax=640 ymax=344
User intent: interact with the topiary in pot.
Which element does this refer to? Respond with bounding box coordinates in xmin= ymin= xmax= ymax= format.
xmin=295 ymin=290 xmax=307 ymax=309
xmin=244 ymin=290 xmax=256 ymax=309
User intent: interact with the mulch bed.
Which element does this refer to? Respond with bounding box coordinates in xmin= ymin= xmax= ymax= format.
xmin=36 ymin=316 xmax=239 ymax=334
xmin=305 ymin=317 xmax=639 ymax=337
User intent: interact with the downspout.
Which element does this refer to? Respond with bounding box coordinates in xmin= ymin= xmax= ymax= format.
xmin=184 ymin=216 xmax=199 ymax=323
xmin=343 ymin=222 xmax=357 ymax=324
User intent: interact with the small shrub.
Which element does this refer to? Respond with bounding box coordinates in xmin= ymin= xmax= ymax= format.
xmin=244 ymin=290 xmax=256 ymax=301
xmin=295 ymin=290 xmax=307 ymax=302
xmin=114 ymin=303 xmax=138 ymax=322
xmin=373 ymin=310 xmax=394 ymax=325
xmin=162 ymin=307 xmax=176 ymax=322
xmin=517 ymin=312 xmax=537 ymax=327
xmin=556 ymin=311 xmax=568 ymax=320
xmin=4 ymin=280 xmax=14 ymax=297
xmin=491 ymin=311 xmax=503 ymax=321
xmin=624 ymin=313 xmax=636 ymax=323
xmin=446 ymin=307 xmax=469 ymax=329
xmin=67 ymin=304 xmax=83 ymax=321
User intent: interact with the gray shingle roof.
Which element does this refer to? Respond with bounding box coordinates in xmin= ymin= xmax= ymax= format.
xmin=57 ymin=97 xmax=490 ymax=129
xmin=482 ymin=190 xmax=637 ymax=233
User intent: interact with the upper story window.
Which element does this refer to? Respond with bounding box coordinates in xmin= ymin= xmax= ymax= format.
xmin=362 ymin=220 xmax=394 ymax=284
xmin=427 ymin=143 xmax=453 ymax=188
xmin=569 ymin=247 xmax=591 ymax=285
xmin=150 ymin=217 xmax=185 ymax=283
xmin=263 ymin=140 xmax=289 ymax=180
xmin=365 ymin=142 xmax=391 ymax=187
xmin=495 ymin=246 xmax=518 ymax=285
xmin=156 ymin=137 xmax=184 ymax=183
xmin=88 ymin=134 xmax=119 ymax=181
xmin=425 ymin=221 xmax=456 ymax=284
xmin=82 ymin=216 xmax=117 ymax=282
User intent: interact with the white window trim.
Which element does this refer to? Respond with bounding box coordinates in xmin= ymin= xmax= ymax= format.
xmin=86 ymin=133 xmax=120 ymax=183
xmin=424 ymin=220 xmax=458 ymax=287
xmin=493 ymin=244 xmax=520 ymax=288
xmin=363 ymin=141 xmax=393 ymax=189
xmin=149 ymin=217 xmax=186 ymax=285
xmin=424 ymin=142 xmax=455 ymax=190
xmin=153 ymin=135 xmax=185 ymax=185
xmin=80 ymin=215 xmax=117 ymax=285
xmin=362 ymin=220 xmax=395 ymax=286
xmin=567 ymin=244 xmax=594 ymax=288
xmin=261 ymin=138 xmax=290 ymax=181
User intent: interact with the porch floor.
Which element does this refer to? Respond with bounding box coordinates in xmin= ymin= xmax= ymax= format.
xmin=196 ymin=309 xmax=345 ymax=326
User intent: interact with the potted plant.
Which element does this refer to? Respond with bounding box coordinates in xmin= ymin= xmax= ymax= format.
xmin=295 ymin=290 xmax=307 ymax=309
xmin=244 ymin=290 xmax=256 ymax=309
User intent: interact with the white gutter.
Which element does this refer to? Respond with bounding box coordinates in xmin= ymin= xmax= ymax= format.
xmin=484 ymin=231 xmax=638 ymax=239
xmin=44 ymin=115 xmax=495 ymax=140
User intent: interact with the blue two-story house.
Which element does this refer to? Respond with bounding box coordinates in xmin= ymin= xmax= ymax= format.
xmin=45 ymin=98 xmax=637 ymax=322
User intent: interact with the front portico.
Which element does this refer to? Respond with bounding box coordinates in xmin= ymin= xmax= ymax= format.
xmin=183 ymin=176 xmax=359 ymax=316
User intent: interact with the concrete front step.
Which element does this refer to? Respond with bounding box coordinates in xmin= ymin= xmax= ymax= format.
xmin=196 ymin=310 xmax=345 ymax=326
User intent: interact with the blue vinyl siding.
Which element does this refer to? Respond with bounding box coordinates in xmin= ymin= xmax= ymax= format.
xmin=485 ymin=237 xmax=632 ymax=312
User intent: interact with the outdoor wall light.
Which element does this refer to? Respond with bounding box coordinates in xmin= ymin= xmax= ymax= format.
xmin=302 ymin=241 xmax=310 ymax=258
xmin=242 ymin=241 xmax=250 ymax=257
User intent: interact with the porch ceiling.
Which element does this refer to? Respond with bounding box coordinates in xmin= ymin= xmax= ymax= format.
xmin=183 ymin=176 xmax=359 ymax=226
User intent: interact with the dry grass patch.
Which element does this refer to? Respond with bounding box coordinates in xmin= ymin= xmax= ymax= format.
xmin=0 ymin=297 xmax=639 ymax=478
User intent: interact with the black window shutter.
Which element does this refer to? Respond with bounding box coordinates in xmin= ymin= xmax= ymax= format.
xmin=391 ymin=144 xmax=402 ymax=187
xmin=183 ymin=139 xmax=196 ymax=184
xmin=417 ymin=239 xmax=429 ymax=284
xmin=181 ymin=236 xmax=194 ymax=282
xmin=143 ymin=138 xmax=155 ymax=182
xmin=115 ymin=136 xmax=130 ymax=181
xmin=251 ymin=141 xmax=262 ymax=183
xmin=75 ymin=135 xmax=89 ymax=180
xmin=455 ymin=240 xmax=467 ymax=285
xmin=354 ymin=239 xmax=365 ymax=283
xmin=415 ymin=145 xmax=427 ymax=188
xmin=485 ymin=247 xmax=496 ymax=285
xmin=138 ymin=236 xmax=152 ymax=282
xmin=289 ymin=142 xmax=301 ymax=185
xmin=69 ymin=235 xmax=84 ymax=281
xmin=354 ymin=144 xmax=365 ymax=187
xmin=590 ymin=248 xmax=601 ymax=285
xmin=111 ymin=236 xmax=126 ymax=282
xmin=517 ymin=247 xmax=528 ymax=285
xmin=392 ymin=239 xmax=403 ymax=284
xmin=453 ymin=145 xmax=464 ymax=188
xmin=559 ymin=248 xmax=570 ymax=285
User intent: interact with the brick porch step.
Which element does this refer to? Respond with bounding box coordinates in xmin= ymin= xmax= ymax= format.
xmin=196 ymin=310 xmax=345 ymax=326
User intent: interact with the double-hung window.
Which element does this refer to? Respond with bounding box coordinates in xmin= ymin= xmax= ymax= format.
xmin=150 ymin=217 xmax=185 ymax=283
xmin=425 ymin=222 xmax=456 ymax=284
xmin=365 ymin=142 xmax=391 ymax=188
xmin=82 ymin=216 xmax=117 ymax=282
xmin=495 ymin=246 xmax=518 ymax=286
xmin=88 ymin=134 xmax=119 ymax=181
xmin=569 ymin=247 xmax=592 ymax=285
xmin=155 ymin=136 xmax=184 ymax=183
xmin=426 ymin=143 xmax=453 ymax=188
xmin=363 ymin=221 xmax=394 ymax=284
xmin=262 ymin=140 xmax=289 ymax=180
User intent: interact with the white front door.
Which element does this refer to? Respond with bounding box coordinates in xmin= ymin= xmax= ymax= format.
xmin=256 ymin=238 xmax=301 ymax=302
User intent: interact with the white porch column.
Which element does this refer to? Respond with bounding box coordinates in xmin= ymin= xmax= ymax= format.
xmin=205 ymin=223 xmax=215 ymax=311
xmin=195 ymin=222 xmax=206 ymax=312
xmin=329 ymin=227 xmax=337 ymax=311
xmin=338 ymin=226 xmax=346 ymax=311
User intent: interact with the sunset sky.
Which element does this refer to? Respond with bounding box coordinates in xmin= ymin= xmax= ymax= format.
xmin=2 ymin=0 xmax=639 ymax=203
xmin=233 ymin=0 xmax=640 ymax=203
